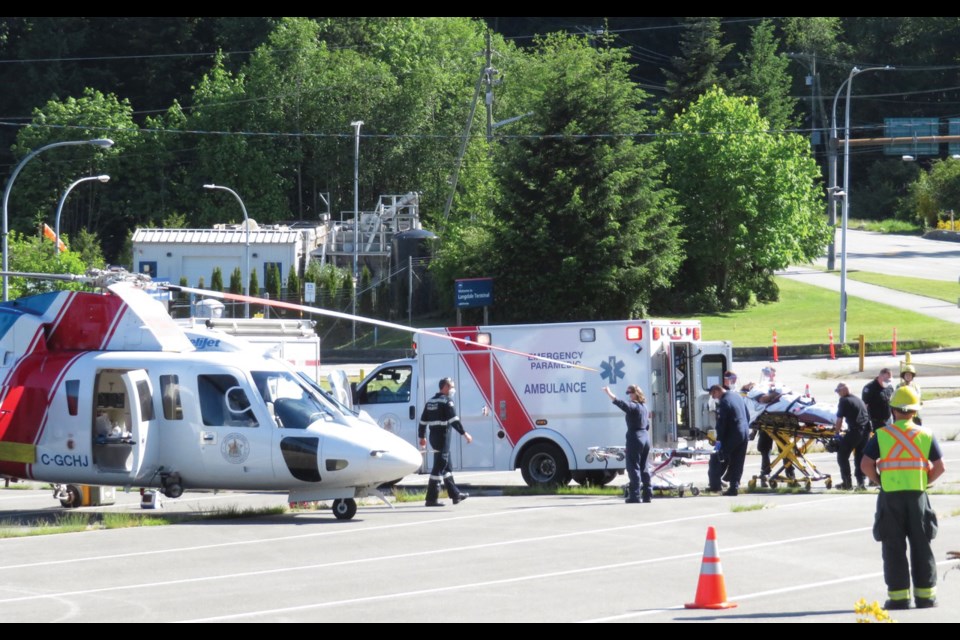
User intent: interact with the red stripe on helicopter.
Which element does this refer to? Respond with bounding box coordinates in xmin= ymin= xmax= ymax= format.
xmin=446 ymin=327 xmax=536 ymax=446
xmin=47 ymin=292 xmax=125 ymax=351
xmin=0 ymin=292 xmax=121 ymax=477
xmin=0 ymin=353 xmax=83 ymax=478
xmin=32 ymin=351 xmax=86 ymax=448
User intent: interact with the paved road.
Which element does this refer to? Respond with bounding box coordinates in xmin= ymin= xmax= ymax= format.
xmin=819 ymin=229 xmax=960 ymax=282
xmin=1 ymin=448 xmax=958 ymax=623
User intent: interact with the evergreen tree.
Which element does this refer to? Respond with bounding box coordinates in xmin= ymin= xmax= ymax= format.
xmin=733 ymin=20 xmax=797 ymax=132
xmin=248 ymin=268 xmax=260 ymax=317
xmin=228 ymin=266 xmax=243 ymax=318
xmin=267 ymin=264 xmax=282 ymax=300
xmin=229 ymin=267 xmax=243 ymax=294
xmin=359 ymin=265 xmax=374 ymax=317
xmin=286 ymin=268 xmax=301 ymax=303
xmin=661 ymin=17 xmax=733 ymax=122
xmin=485 ymin=34 xmax=682 ymax=322
xmin=211 ymin=267 xmax=224 ymax=292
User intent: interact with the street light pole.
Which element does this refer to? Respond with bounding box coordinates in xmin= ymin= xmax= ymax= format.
xmin=2 ymin=138 xmax=114 ymax=300
xmin=203 ymin=184 xmax=250 ymax=319
xmin=54 ymin=175 xmax=110 ymax=254
xmin=838 ymin=65 xmax=893 ymax=344
xmin=350 ymin=120 xmax=363 ymax=344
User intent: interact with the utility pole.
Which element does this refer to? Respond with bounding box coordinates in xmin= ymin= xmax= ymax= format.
xmin=485 ymin=30 xmax=498 ymax=142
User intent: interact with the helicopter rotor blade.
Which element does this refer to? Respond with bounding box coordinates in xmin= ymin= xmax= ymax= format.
xmin=167 ymin=284 xmax=598 ymax=373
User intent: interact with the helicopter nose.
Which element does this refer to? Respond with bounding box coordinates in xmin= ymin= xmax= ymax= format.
xmin=366 ymin=434 xmax=422 ymax=481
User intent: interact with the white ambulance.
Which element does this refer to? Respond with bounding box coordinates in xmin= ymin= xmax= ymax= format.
xmin=354 ymin=320 xmax=732 ymax=487
xmin=179 ymin=317 xmax=321 ymax=382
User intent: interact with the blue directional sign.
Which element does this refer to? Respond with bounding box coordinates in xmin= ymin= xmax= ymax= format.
xmin=455 ymin=278 xmax=493 ymax=308
xmin=884 ymin=118 xmax=939 ymax=156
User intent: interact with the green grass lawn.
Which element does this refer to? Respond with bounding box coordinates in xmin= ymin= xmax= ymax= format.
xmin=685 ymin=276 xmax=960 ymax=348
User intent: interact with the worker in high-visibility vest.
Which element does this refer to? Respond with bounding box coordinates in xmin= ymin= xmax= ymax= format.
xmin=861 ymin=386 xmax=945 ymax=610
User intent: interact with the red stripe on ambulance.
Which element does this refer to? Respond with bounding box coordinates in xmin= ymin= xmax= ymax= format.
xmin=446 ymin=327 xmax=536 ymax=446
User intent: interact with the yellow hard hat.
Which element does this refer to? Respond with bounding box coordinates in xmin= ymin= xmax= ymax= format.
xmin=890 ymin=386 xmax=921 ymax=412
xmin=901 ymin=364 xmax=916 ymax=376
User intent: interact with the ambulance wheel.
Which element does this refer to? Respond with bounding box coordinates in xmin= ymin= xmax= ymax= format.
xmin=768 ymin=479 xmax=778 ymax=489
xmin=60 ymin=484 xmax=82 ymax=508
xmin=825 ymin=478 xmax=833 ymax=490
xmin=678 ymin=487 xmax=685 ymax=498
xmin=520 ymin=443 xmax=571 ymax=487
xmin=571 ymin=470 xmax=618 ymax=487
xmin=332 ymin=498 xmax=357 ymax=520
xmin=691 ymin=487 xmax=701 ymax=497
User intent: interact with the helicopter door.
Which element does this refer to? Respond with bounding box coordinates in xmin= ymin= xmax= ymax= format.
xmin=120 ymin=370 xmax=155 ymax=478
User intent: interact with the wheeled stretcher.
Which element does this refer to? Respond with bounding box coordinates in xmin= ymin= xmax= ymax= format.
xmin=585 ymin=446 xmax=713 ymax=497
xmin=747 ymin=411 xmax=838 ymax=490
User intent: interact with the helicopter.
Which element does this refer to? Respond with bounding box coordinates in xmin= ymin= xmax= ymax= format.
xmin=0 ymin=268 xmax=423 ymax=520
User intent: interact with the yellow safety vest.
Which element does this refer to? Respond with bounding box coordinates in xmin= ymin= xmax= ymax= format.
xmin=876 ymin=420 xmax=933 ymax=492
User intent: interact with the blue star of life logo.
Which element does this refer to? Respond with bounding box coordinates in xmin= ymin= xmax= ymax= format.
xmin=599 ymin=356 xmax=625 ymax=385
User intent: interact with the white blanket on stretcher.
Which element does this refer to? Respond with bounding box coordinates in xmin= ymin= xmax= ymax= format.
xmin=744 ymin=388 xmax=836 ymax=426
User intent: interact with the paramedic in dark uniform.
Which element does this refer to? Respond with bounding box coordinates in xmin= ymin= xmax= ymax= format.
xmin=862 ymin=367 xmax=894 ymax=432
xmin=707 ymin=371 xmax=738 ymax=491
xmin=834 ymin=382 xmax=872 ymax=490
xmin=418 ymin=377 xmax=472 ymax=507
xmin=861 ymin=386 xmax=944 ymax=610
xmin=603 ymin=384 xmax=652 ymax=503
xmin=708 ymin=383 xmax=750 ymax=496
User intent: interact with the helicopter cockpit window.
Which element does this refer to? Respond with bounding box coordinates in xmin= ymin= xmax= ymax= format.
xmin=199 ymin=374 xmax=258 ymax=427
xmin=252 ymin=370 xmax=333 ymax=429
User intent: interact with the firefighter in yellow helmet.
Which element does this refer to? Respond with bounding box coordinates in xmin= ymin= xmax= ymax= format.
xmin=861 ymin=386 xmax=945 ymax=610
xmin=897 ymin=363 xmax=922 ymax=424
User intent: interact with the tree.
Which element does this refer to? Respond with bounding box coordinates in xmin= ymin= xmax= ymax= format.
xmin=211 ymin=266 xmax=224 ymax=292
xmin=733 ymin=20 xmax=797 ymax=132
xmin=476 ymin=34 xmax=681 ymax=322
xmin=228 ymin=267 xmax=243 ymax=317
xmin=663 ymin=87 xmax=830 ymax=311
xmin=248 ymin=268 xmax=260 ymax=316
xmin=358 ymin=265 xmax=374 ymax=317
xmin=70 ymin=228 xmax=106 ymax=269
xmin=906 ymin=158 xmax=960 ymax=227
xmin=177 ymin=275 xmax=189 ymax=313
xmin=266 ymin=264 xmax=282 ymax=317
xmin=6 ymin=231 xmax=88 ymax=299
xmin=661 ymin=17 xmax=733 ymax=122
xmin=11 ymin=88 xmax=141 ymax=260
xmin=286 ymin=268 xmax=300 ymax=303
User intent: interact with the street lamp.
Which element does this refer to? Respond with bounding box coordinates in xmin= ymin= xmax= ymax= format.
xmin=203 ymin=184 xmax=250 ymax=319
xmin=350 ymin=120 xmax=363 ymax=343
xmin=2 ymin=138 xmax=114 ymax=300
xmin=54 ymin=175 xmax=110 ymax=254
xmin=831 ymin=65 xmax=893 ymax=343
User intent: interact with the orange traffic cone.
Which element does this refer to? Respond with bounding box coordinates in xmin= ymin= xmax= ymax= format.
xmin=685 ymin=526 xmax=737 ymax=609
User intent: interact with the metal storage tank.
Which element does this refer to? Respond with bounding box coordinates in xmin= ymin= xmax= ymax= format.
xmin=390 ymin=229 xmax=437 ymax=318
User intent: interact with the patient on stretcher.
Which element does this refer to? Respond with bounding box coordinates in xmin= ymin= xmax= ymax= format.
xmin=740 ymin=383 xmax=836 ymax=426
